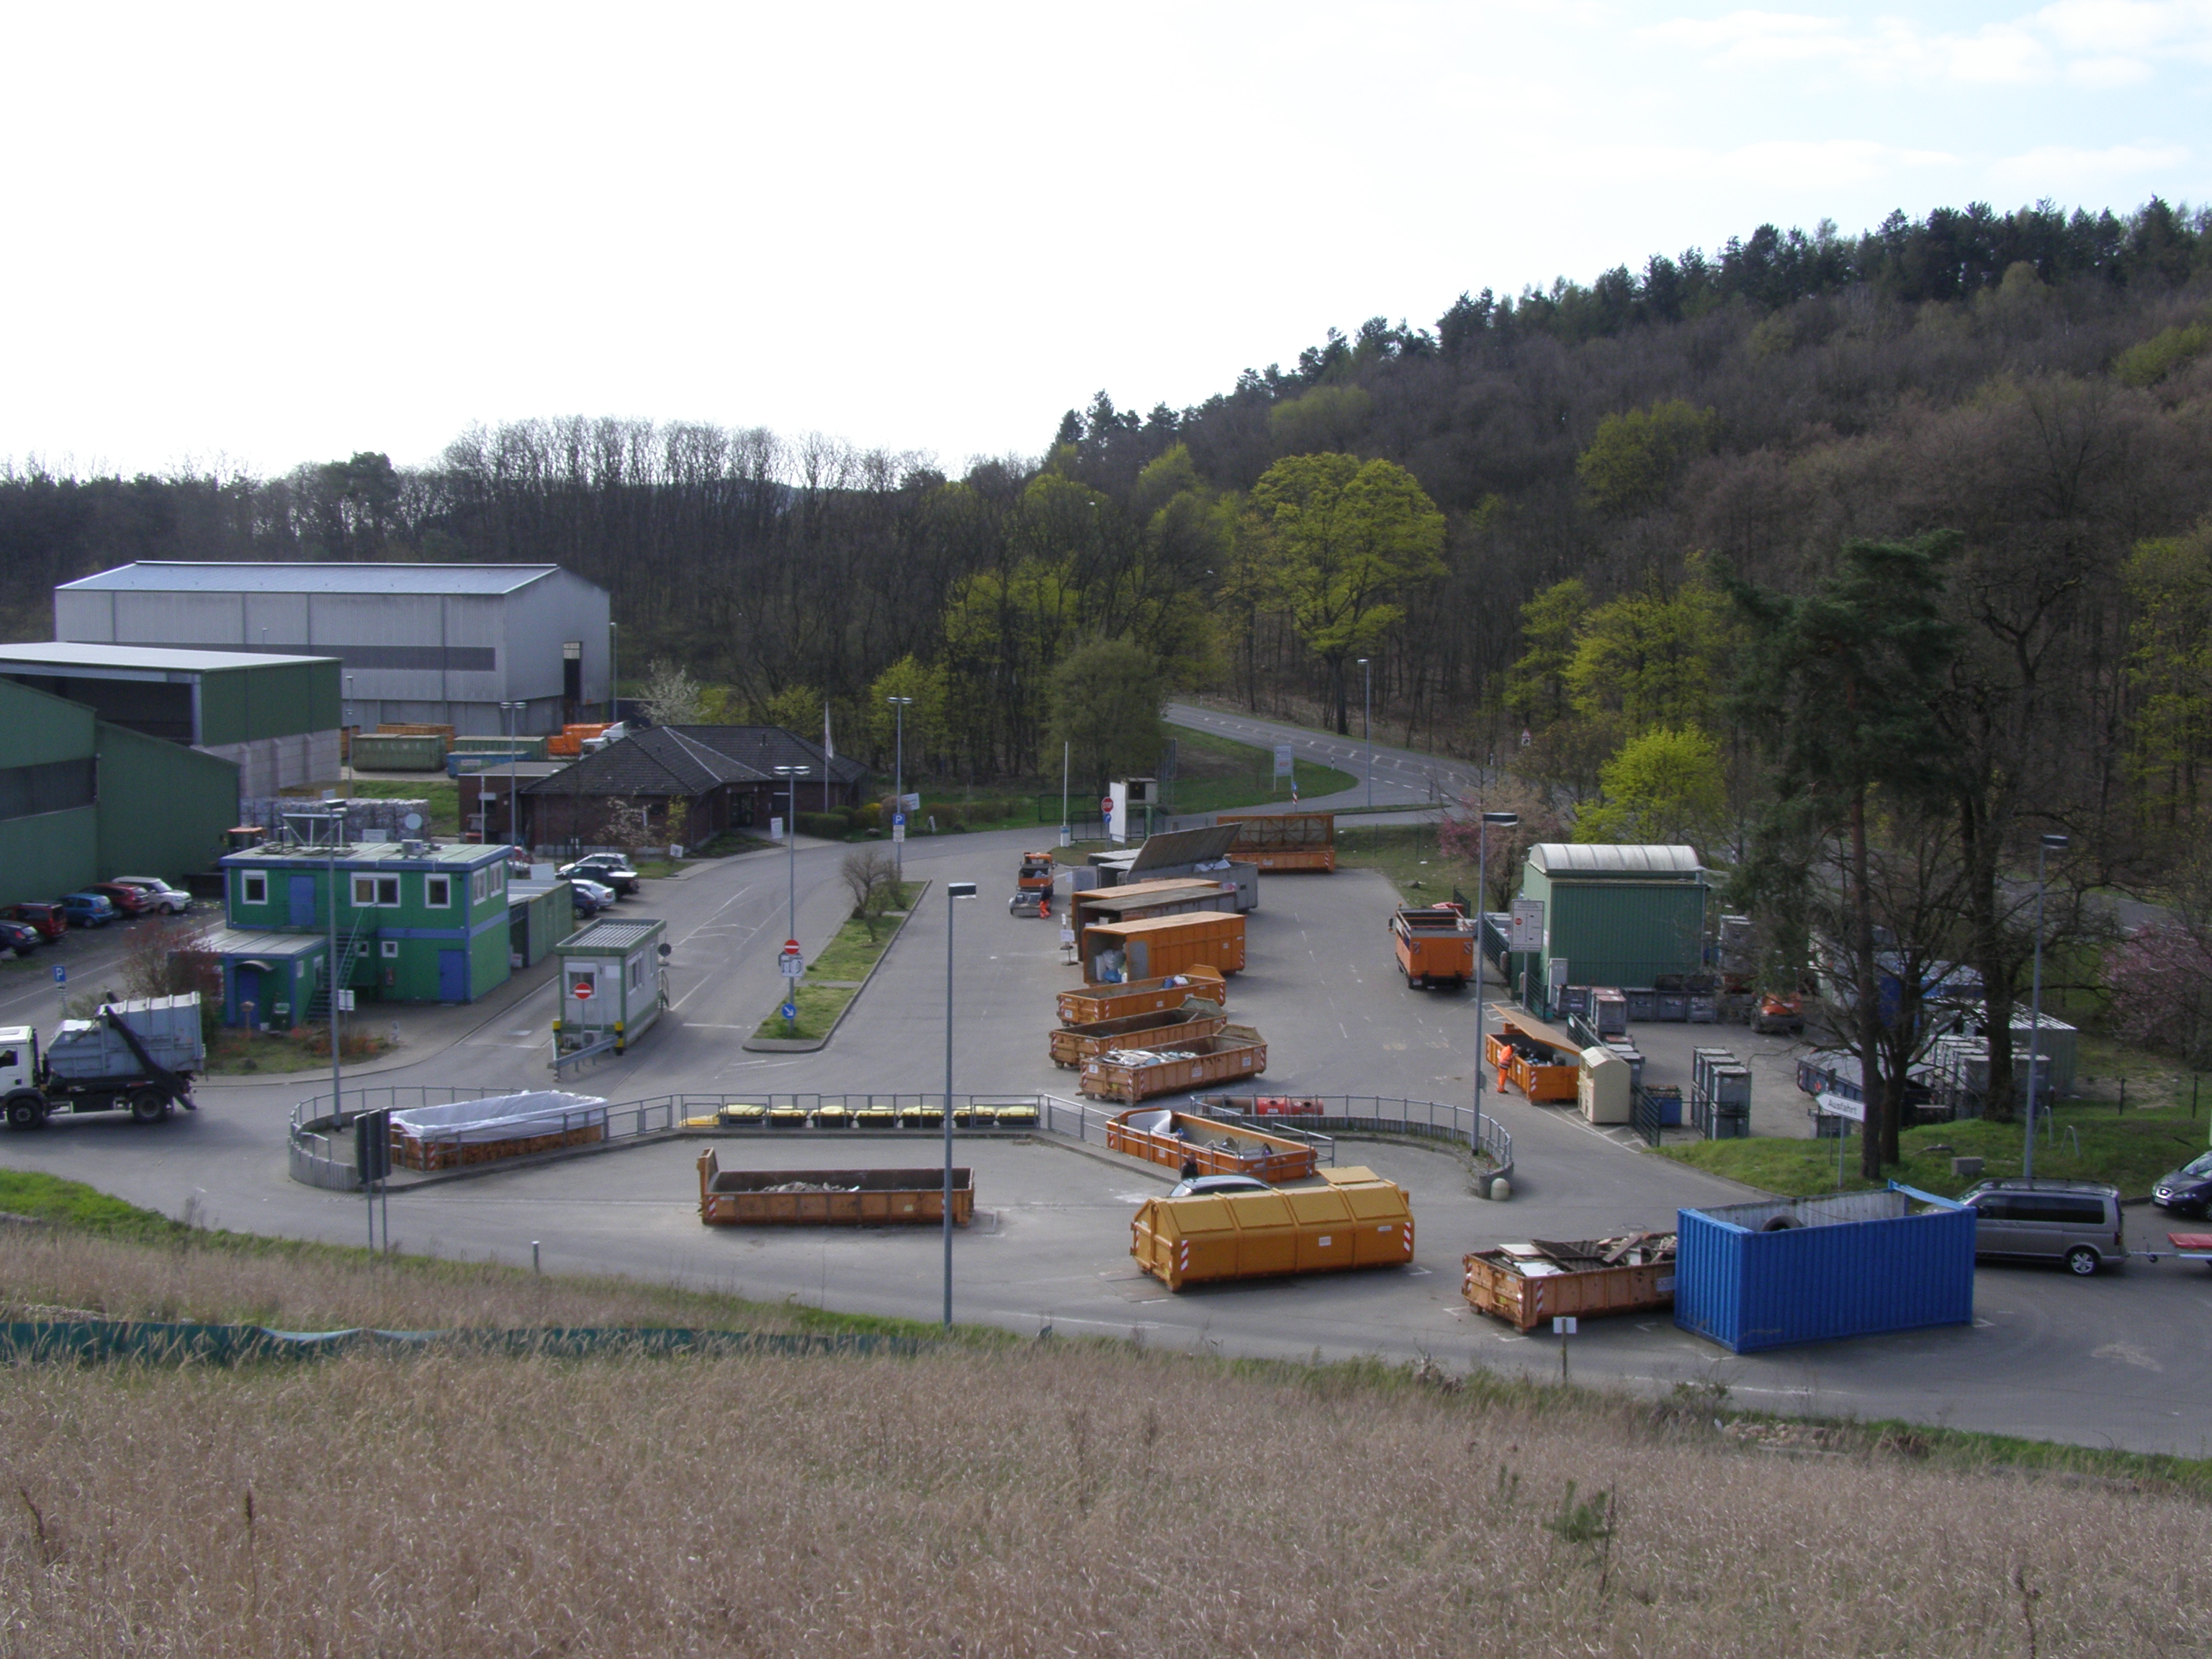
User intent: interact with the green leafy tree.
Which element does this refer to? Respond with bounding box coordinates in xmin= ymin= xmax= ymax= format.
xmin=762 ymin=684 xmax=822 ymax=734
xmin=1048 ymin=639 xmax=1165 ymax=796
xmin=1573 ymin=727 xmax=1727 ymax=850
xmin=866 ymin=655 xmax=948 ymax=775
xmin=1565 ymin=569 xmax=1735 ymax=735
xmin=2123 ymin=521 xmax=2212 ymax=832
xmin=1730 ymin=534 xmax=1961 ymax=1175
xmin=1247 ymin=454 xmax=1447 ymax=732
xmin=1575 ymin=400 xmax=1717 ymax=514
xmin=1503 ymin=578 xmax=1590 ymax=727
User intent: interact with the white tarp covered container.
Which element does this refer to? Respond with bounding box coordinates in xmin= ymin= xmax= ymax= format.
xmin=389 ymin=1090 xmax=606 ymax=1147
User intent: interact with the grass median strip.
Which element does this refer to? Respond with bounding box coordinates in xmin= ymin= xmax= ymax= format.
xmin=1660 ymin=1101 xmax=2210 ymax=1199
xmin=752 ymin=881 xmax=924 ymax=1042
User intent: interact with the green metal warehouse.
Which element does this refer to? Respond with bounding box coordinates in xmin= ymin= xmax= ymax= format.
xmin=1514 ymin=843 xmax=1709 ymax=1010
xmin=219 ymin=832 xmax=517 ymax=1013
xmin=0 ymin=641 xmax=343 ymax=798
xmin=0 ymin=675 xmax=240 ymax=906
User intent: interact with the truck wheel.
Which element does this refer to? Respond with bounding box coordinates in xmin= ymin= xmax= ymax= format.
xmin=129 ymin=1090 xmax=168 ymax=1124
xmin=5 ymin=1094 xmax=48 ymax=1129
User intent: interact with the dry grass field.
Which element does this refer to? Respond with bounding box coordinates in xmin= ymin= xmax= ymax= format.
xmin=1 ymin=1213 xmax=2209 ymax=1656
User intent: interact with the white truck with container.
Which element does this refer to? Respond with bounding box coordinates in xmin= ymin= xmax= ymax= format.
xmin=0 ymin=994 xmax=204 ymax=1129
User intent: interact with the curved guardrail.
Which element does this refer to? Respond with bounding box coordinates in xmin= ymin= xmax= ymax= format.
xmin=289 ymin=1087 xmax=1513 ymax=1192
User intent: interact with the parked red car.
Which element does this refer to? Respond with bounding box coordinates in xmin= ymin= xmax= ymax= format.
xmin=4 ymin=902 xmax=66 ymax=943
xmin=88 ymin=881 xmax=153 ymax=917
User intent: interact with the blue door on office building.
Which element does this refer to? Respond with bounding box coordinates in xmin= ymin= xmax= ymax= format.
xmin=288 ymin=876 xmax=316 ymax=928
xmin=438 ymin=948 xmax=468 ymax=1002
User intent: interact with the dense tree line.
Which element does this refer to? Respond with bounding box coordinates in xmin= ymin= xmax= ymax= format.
xmin=1 ymin=197 xmax=2207 ymax=806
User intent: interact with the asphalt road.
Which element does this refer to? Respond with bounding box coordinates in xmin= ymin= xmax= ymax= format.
xmin=6 ymin=831 xmax=2211 ymax=1457
xmin=1166 ymin=701 xmax=1485 ymax=812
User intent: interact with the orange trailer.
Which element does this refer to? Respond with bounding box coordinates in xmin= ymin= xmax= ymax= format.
xmin=1390 ymin=904 xmax=1475 ymax=989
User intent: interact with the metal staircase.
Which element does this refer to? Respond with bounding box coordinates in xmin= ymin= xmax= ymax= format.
xmin=306 ymin=911 xmax=378 ymax=1024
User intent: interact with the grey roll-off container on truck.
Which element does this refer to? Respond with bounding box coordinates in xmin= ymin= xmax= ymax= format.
xmin=0 ymin=993 xmax=205 ymax=1128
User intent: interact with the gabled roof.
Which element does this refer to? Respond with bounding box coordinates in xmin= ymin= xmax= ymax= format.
xmin=58 ymin=562 xmax=577 ymax=596
xmin=518 ymin=726 xmax=868 ymax=799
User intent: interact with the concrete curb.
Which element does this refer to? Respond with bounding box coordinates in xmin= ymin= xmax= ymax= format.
xmin=739 ymin=881 xmax=932 ymax=1053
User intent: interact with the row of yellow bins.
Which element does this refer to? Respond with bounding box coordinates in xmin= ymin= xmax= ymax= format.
xmin=688 ymin=1103 xmax=1040 ymax=1130
xmin=1130 ymin=1166 xmax=1415 ymax=1291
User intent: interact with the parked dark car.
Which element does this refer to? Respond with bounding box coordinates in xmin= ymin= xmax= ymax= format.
xmin=0 ymin=920 xmax=45 ymax=956
xmin=60 ymin=892 xmax=119 ymax=927
xmin=88 ymin=881 xmax=154 ymax=917
xmin=2153 ymin=1150 xmax=2212 ymax=1218
xmin=559 ymin=855 xmax=639 ymax=896
xmin=4 ymin=902 xmax=66 ymax=943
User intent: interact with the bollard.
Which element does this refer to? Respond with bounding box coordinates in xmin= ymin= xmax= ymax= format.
xmin=1489 ymin=1177 xmax=1511 ymax=1201
xmin=532 ymin=1241 xmax=541 ymax=1275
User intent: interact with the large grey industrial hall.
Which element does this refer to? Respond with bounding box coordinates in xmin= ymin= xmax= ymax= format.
xmin=54 ymin=562 xmax=612 ymax=737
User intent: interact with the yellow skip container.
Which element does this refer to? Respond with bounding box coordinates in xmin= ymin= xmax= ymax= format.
xmin=1129 ymin=1166 xmax=1414 ymax=1291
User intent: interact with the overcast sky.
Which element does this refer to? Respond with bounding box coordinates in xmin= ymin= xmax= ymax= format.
xmin=3 ymin=1 xmax=2207 ymax=481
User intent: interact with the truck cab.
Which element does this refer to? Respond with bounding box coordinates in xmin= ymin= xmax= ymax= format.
xmin=0 ymin=1027 xmax=37 ymax=1096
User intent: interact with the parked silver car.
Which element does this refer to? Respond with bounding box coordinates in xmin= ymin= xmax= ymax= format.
xmin=1959 ymin=1178 xmax=2127 ymax=1275
xmin=107 ymin=876 xmax=192 ymax=915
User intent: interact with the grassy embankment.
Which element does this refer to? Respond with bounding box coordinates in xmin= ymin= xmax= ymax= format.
xmin=0 ymin=1169 xmax=2207 ymax=1655
xmin=924 ymin=725 xmax=1358 ymax=832
xmin=750 ymin=879 xmax=926 ymax=1042
xmin=1665 ymin=1041 xmax=2212 ymax=1198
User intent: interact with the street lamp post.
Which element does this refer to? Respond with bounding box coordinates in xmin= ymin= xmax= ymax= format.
xmin=773 ymin=765 xmax=808 ymax=944
xmin=607 ymin=621 xmax=618 ymax=724
xmin=2023 ymin=832 xmax=2069 ymax=1182
xmin=887 ymin=695 xmax=912 ymax=882
xmin=1358 ymin=657 xmax=1373 ymax=811
xmin=344 ymin=674 xmax=356 ymax=799
xmin=1473 ymin=811 xmax=1518 ymax=1140
xmin=943 ymin=880 xmax=978 ymax=1326
xmin=501 ymin=701 xmax=526 ymax=852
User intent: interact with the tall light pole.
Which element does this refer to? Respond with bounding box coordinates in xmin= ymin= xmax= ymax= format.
xmin=344 ymin=674 xmax=356 ymax=799
xmin=773 ymin=765 xmax=808 ymax=944
xmin=943 ymin=879 xmax=978 ymax=1326
xmin=887 ymin=695 xmax=912 ymax=882
xmin=606 ymin=621 xmax=618 ymax=724
xmin=1358 ymin=657 xmax=1373 ymax=811
xmin=2022 ymin=832 xmax=2068 ymax=1181
xmin=1473 ymin=811 xmax=1517 ymax=1134
xmin=500 ymin=700 xmax=526 ymax=851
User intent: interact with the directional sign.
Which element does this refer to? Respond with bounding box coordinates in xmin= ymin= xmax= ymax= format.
xmin=1272 ymin=742 xmax=1293 ymax=780
xmin=781 ymin=1000 xmax=799 ymax=1021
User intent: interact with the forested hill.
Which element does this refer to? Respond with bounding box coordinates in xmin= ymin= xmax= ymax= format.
xmin=2 ymin=197 xmax=2209 ymax=815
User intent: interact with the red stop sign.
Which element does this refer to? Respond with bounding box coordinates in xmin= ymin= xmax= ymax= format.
xmin=1100 ymin=796 xmax=1112 ymax=815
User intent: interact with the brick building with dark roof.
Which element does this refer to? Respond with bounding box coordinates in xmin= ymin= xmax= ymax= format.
xmin=496 ymin=726 xmax=869 ymax=848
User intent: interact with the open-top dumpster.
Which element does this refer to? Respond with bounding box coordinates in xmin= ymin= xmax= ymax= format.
xmin=1461 ymin=1232 xmax=1678 ymax=1331
xmin=696 ymin=1149 xmax=973 ymax=1226
xmin=1050 ymin=1004 xmax=1229 ymax=1068
xmin=1130 ymin=1166 xmax=1412 ymax=1290
xmin=1485 ymin=1010 xmax=1581 ymax=1103
xmin=1390 ymin=904 xmax=1475 ymax=989
xmin=1056 ymin=966 xmax=1225 ymax=1025
xmin=1105 ymin=1105 xmax=1316 ymax=1181
xmin=1079 ymin=1025 xmax=1267 ymax=1103
xmin=1219 ymin=811 xmax=1336 ymax=872
xmin=1080 ymin=912 xmax=1246 ymax=984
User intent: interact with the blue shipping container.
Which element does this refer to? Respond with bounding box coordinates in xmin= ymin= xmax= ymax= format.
xmin=1674 ymin=1184 xmax=1975 ymax=1354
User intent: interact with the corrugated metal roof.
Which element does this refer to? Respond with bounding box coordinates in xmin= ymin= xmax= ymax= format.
xmin=0 ymin=641 xmax=333 ymax=672
xmin=1527 ymin=843 xmax=1703 ymax=877
xmin=58 ymin=562 xmax=570 ymax=596
xmin=559 ymin=920 xmax=664 ymax=950
xmin=196 ymin=927 xmax=328 ymax=957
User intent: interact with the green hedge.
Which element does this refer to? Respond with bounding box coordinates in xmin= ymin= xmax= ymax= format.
xmin=797 ymin=811 xmax=850 ymax=839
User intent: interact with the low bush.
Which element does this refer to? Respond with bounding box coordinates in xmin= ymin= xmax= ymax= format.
xmin=797 ymin=811 xmax=851 ymax=839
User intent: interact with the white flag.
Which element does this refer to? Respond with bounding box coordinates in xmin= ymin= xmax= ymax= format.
xmin=824 ymin=702 xmax=834 ymax=760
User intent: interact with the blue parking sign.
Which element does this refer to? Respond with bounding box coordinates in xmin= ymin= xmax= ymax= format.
xmin=892 ymin=813 xmax=905 ymax=827
xmin=52 ymin=965 xmax=65 ymax=985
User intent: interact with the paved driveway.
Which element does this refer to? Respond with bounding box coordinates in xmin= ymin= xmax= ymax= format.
xmin=7 ymin=835 xmax=2212 ymax=1456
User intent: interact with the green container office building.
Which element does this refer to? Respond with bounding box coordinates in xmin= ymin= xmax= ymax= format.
xmin=1516 ymin=844 xmax=1709 ymax=1001
xmin=220 ymin=837 xmax=517 ymax=1008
